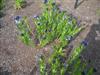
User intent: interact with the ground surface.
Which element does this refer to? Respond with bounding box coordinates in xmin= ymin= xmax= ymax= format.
xmin=0 ymin=0 xmax=100 ymax=75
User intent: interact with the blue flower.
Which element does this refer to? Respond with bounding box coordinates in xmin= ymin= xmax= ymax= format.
xmin=14 ymin=15 xmax=21 ymax=21
xmin=52 ymin=7 xmax=56 ymax=11
xmin=43 ymin=0 xmax=48 ymax=4
xmin=59 ymin=57 xmax=66 ymax=63
xmin=66 ymin=36 xmax=73 ymax=41
xmin=14 ymin=16 xmax=22 ymax=22
xmin=73 ymin=15 xmax=77 ymax=20
xmin=33 ymin=15 xmax=39 ymax=19
xmin=81 ymin=40 xmax=88 ymax=46
xmin=58 ymin=7 xmax=63 ymax=11
xmin=68 ymin=17 xmax=72 ymax=22
xmin=77 ymin=20 xmax=81 ymax=26
xmin=14 ymin=15 xmax=22 ymax=25
xmin=68 ymin=45 xmax=73 ymax=50
xmin=62 ymin=16 xmax=67 ymax=20
xmin=63 ymin=63 xmax=67 ymax=68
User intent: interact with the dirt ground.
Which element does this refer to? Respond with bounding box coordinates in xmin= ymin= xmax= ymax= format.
xmin=0 ymin=0 xmax=100 ymax=75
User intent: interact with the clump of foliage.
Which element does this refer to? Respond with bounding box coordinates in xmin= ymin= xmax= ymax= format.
xmin=33 ymin=0 xmax=81 ymax=47
xmin=39 ymin=41 xmax=94 ymax=75
xmin=14 ymin=16 xmax=34 ymax=46
xmin=0 ymin=0 xmax=4 ymax=10
xmin=13 ymin=0 xmax=95 ymax=74
xmin=15 ymin=0 xmax=27 ymax=9
xmin=35 ymin=0 xmax=95 ymax=75
xmin=0 ymin=0 xmax=5 ymax=17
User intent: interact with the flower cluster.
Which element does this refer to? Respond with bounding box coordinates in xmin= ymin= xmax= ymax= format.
xmin=14 ymin=15 xmax=22 ymax=25
xmin=81 ymin=40 xmax=88 ymax=46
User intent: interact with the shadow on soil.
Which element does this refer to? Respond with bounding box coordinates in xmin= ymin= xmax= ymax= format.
xmin=74 ymin=0 xmax=86 ymax=9
xmin=82 ymin=19 xmax=100 ymax=75
xmin=0 ymin=71 xmax=11 ymax=75
xmin=0 ymin=12 xmax=5 ymax=18
xmin=30 ymin=66 xmax=37 ymax=75
xmin=0 ymin=67 xmax=11 ymax=75
xmin=0 ymin=18 xmax=5 ymax=28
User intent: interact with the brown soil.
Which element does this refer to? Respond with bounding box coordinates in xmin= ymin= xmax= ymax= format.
xmin=0 ymin=0 xmax=100 ymax=75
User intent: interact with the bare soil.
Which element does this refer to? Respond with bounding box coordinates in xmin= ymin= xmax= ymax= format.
xmin=0 ymin=0 xmax=100 ymax=75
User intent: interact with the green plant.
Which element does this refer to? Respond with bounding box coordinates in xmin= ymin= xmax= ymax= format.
xmin=0 ymin=0 xmax=4 ymax=10
xmin=39 ymin=56 xmax=46 ymax=75
xmin=66 ymin=41 xmax=94 ymax=75
xmin=39 ymin=47 xmax=65 ymax=75
xmin=14 ymin=16 xmax=34 ymax=46
xmin=39 ymin=43 xmax=94 ymax=75
xmin=35 ymin=0 xmax=94 ymax=75
xmin=67 ymin=56 xmax=94 ymax=75
xmin=33 ymin=0 xmax=81 ymax=47
xmin=67 ymin=44 xmax=84 ymax=66
xmin=15 ymin=0 xmax=26 ymax=9
xmin=0 ymin=0 xmax=5 ymax=17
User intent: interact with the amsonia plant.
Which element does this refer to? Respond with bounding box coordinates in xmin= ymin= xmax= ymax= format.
xmin=33 ymin=0 xmax=81 ymax=47
xmin=14 ymin=16 xmax=34 ymax=46
xmin=38 ymin=41 xmax=94 ymax=75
